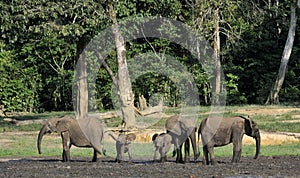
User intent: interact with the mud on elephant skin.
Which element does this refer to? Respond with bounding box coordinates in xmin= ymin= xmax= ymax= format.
xmin=152 ymin=132 xmax=173 ymax=163
xmin=198 ymin=116 xmax=261 ymax=165
xmin=165 ymin=115 xmax=199 ymax=163
xmin=37 ymin=115 xmax=104 ymax=162
xmin=108 ymin=132 xmax=136 ymax=163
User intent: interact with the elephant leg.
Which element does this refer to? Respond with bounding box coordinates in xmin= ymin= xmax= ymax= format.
xmin=202 ymin=145 xmax=209 ymax=165
xmin=153 ymin=148 xmax=159 ymax=162
xmin=117 ymin=144 xmax=125 ymax=163
xmin=173 ymin=138 xmax=183 ymax=163
xmin=61 ymin=132 xmax=71 ymax=162
xmin=177 ymin=144 xmax=184 ymax=163
xmin=160 ymin=147 xmax=167 ymax=163
xmin=115 ymin=143 xmax=122 ymax=162
xmin=189 ymin=132 xmax=198 ymax=162
xmin=127 ymin=146 xmax=133 ymax=162
xmin=208 ymin=146 xmax=217 ymax=165
xmin=92 ymin=149 xmax=98 ymax=162
xmin=232 ymin=138 xmax=242 ymax=163
xmin=184 ymin=139 xmax=190 ymax=163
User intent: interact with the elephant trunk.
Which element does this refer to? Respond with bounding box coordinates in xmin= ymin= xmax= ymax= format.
xmin=254 ymin=132 xmax=261 ymax=159
xmin=37 ymin=124 xmax=48 ymax=154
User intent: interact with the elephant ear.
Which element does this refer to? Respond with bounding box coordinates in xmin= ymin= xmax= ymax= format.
xmin=244 ymin=115 xmax=253 ymax=135
xmin=152 ymin=133 xmax=159 ymax=141
xmin=55 ymin=119 xmax=70 ymax=132
xmin=126 ymin=133 xmax=136 ymax=142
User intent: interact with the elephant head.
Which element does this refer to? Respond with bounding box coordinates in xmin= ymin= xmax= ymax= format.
xmin=244 ymin=116 xmax=261 ymax=159
xmin=152 ymin=132 xmax=173 ymax=162
xmin=37 ymin=116 xmax=72 ymax=154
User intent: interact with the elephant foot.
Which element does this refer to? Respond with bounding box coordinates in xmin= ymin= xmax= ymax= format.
xmin=92 ymin=158 xmax=101 ymax=162
xmin=176 ymin=159 xmax=185 ymax=164
xmin=160 ymin=156 xmax=168 ymax=163
xmin=211 ymin=159 xmax=218 ymax=165
xmin=116 ymin=158 xmax=125 ymax=163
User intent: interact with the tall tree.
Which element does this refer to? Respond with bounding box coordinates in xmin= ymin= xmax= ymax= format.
xmin=97 ymin=3 xmax=136 ymax=127
xmin=266 ymin=0 xmax=298 ymax=104
xmin=212 ymin=7 xmax=222 ymax=105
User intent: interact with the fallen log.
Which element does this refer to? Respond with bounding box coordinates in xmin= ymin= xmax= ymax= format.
xmin=3 ymin=118 xmax=45 ymax=126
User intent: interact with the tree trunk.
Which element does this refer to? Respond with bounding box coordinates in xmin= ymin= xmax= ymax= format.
xmin=266 ymin=1 xmax=298 ymax=104
xmin=108 ymin=3 xmax=135 ymax=128
xmin=75 ymin=36 xmax=88 ymax=119
xmin=212 ymin=8 xmax=222 ymax=105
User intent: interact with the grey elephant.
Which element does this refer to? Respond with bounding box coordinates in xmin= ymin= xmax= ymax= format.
xmin=152 ymin=132 xmax=172 ymax=162
xmin=37 ymin=115 xmax=104 ymax=162
xmin=198 ymin=116 xmax=261 ymax=165
xmin=108 ymin=132 xmax=136 ymax=162
xmin=165 ymin=115 xmax=199 ymax=163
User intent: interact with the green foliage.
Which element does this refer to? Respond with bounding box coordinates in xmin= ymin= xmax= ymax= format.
xmin=0 ymin=0 xmax=299 ymax=112
xmin=0 ymin=41 xmax=41 ymax=112
xmin=225 ymin=73 xmax=247 ymax=104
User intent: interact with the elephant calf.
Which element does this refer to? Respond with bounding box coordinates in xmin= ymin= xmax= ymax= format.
xmin=108 ymin=132 xmax=136 ymax=163
xmin=152 ymin=132 xmax=173 ymax=162
xmin=37 ymin=116 xmax=104 ymax=162
xmin=198 ymin=116 xmax=261 ymax=165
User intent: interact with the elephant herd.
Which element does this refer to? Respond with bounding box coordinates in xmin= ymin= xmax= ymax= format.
xmin=37 ymin=115 xmax=261 ymax=165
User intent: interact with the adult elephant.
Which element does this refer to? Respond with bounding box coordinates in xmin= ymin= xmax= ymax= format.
xmin=165 ymin=115 xmax=199 ymax=163
xmin=198 ymin=116 xmax=261 ymax=165
xmin=37 ymin=115 xmax=104 ymax=162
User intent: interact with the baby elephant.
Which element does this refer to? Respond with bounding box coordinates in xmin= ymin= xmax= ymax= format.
xmin=109 ymin=132 xmax=136 ymax=162
xmin=152 ymin=132 xmax=172 ymax=162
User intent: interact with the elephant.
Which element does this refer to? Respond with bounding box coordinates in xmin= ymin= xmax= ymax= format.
xmin=37 ymin=115 xmax=104 ymax=162
xmin=198 ymin=116 xmax=261 ymax=165
xmin=108 ymin=132 xmax=136 ymax=162
xmin=152 ymin=132 xmax=173 ymax=162
xmin=165 ymin=115 xmax=199 ymax=163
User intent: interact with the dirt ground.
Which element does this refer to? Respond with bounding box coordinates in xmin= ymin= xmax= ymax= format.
xmin=0 ymin=156 xmax=299 ymax=177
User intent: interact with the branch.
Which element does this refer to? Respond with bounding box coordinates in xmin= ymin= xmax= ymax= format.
xmin=141 ymin=26 xmax=161 ymax=60
xmin=35 ymin=49 xmax=58 ymax=73
xmin=95 ymin=51 xmax=118 ymax=86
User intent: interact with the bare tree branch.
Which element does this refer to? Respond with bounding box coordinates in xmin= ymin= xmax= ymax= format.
xmin=95 ymin=51 xmax=118 ymax=87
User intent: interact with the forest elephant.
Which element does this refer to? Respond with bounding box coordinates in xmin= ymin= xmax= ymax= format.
xmin=198 ymin=116 xmax=261 ymax=165
xmin=108 ymin=132 xmax=136 ymax=162
xmin=152 ymin=132 xmax=173 ymax=162
xmin=165 ymin=115 xmax=199 ymax=163
xmin=37 ymin=115 xmax=104 ymax=162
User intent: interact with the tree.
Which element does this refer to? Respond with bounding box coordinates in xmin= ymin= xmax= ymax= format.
xmin=96 ymin=3 xmax=136 ymax=127
xmin=266 ymin=0 xmax=299 ymax=104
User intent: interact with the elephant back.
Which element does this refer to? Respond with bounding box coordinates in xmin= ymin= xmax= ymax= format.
xmin=165 ymin=115 xmax=196 ymax=136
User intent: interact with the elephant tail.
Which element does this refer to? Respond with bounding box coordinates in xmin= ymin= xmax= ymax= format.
xmin=102 ymin=145 xmax=107 ymax=156
xmin=107 ymin=131 xmax=119 ymax=142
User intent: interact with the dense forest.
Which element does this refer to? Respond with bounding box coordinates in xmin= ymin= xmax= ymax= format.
xmin=0 ymin=0 xmax=299 ymax=113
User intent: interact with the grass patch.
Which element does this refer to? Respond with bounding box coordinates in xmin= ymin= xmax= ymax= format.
xmin=0 ymin=105 xmax=300 ymax=159
xmin=0 ymin=132 xmax=299 ymax=159
xmin=259 ymin=122 xmax=300 ymax=133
